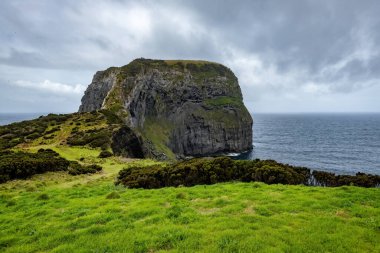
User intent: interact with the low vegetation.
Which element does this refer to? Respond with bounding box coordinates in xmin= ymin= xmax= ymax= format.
xmin=116 ymin=157 xmax=309 ymax=189
xmin=0 ymin=149 xmax=102 ymax=183
xmin=67 ymin=127 xmax=112 ymax=150
xmin=0 ymin=149 xmax=70 ymax=183
xmin=110 ymin=58 xmax=237 ymax=88
xmin=98 ymin=150 xmax=113 ymax=158
xmin=204 ymin=96 xmax=243 ymax=108
xmin=116 ymin=157 xmax=380 ymax=189
xmin=0 ymin=110 xmax=124 ymax=151
xmin=67 ymin=162 xmax=103 ymax=176
xmin=312 ymin=170 xmax=380 ymax=187
xmin=0 ymin=113 xmax=71 ymax=149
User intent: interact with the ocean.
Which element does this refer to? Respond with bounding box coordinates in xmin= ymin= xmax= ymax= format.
xmin=237 ymin=113 xmax=380 ymax=175
xmin=0 ymin=113 xmax=47 ymax=126
xmin=1 ymin=113 xmax=379 ymax=175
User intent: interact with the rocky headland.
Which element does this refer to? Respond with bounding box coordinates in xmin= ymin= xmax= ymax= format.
xmin=79 ymin=58 xmax=253 ymax=159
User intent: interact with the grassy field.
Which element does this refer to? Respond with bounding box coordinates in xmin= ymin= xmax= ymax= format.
xmin=0 ymin=147 xmax=379 ymax=253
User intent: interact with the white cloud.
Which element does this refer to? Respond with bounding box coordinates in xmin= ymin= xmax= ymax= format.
xmin=223 ymin=48 xmax=309 ymax=101
xmin=13 ymin=80 xmax=86 ymax=95
xmin=65 ymin=1 xmax=154 ymax=59
xmin=154 ymin=4 xmax=206 ymax=41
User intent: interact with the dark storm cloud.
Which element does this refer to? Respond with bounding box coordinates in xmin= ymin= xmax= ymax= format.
xmin=0 ymin=0 xmax=379 ymax=112
xmin=182 ymin=0 xmax=380 ymax=82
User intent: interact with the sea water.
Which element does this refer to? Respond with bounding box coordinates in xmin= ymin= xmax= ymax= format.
xmin=237 ymin=113 xmax=380 ymax=175
xmin=0 ymin=113 xmax=47 ymax=126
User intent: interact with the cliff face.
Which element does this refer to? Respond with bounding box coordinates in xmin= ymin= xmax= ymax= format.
xmin=79 ymin=59 xmax=253 ymax=159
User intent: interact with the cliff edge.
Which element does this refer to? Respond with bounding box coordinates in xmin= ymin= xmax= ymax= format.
xmin=79 ymin=58 xmax=253 ymax=159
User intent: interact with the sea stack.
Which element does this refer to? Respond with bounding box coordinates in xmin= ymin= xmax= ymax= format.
xmin=79 ymin=58 xmax=253 ymax=159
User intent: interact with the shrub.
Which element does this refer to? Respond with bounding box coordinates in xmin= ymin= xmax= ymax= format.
xmin=176 ymin=192 xmax=186 ymax=199
xmin=116 ymin=157 xmax=311 ymax=189
xmin=253 ymin=165 xmax=293 ymax=184
xmin=116 ymin=165 xmax=167 ymax=189
xmin=0 ymin=113 xmax=70 ymax=149
xmin=37 ymin=193 xmax=49 ymax=200
xmin=0 ymin=149 xmax=70 ymax=183
xmin=100 ymin=109 xmax=123 ymax=124
xmin=67 ymin=128 xmax=112 ymax=149
xmin=43 ymin=135 xmax=55 ymax=140
xmin=0 ymin=149 xmax=103 ymax=183
xmin=312 ymin=171 xmax=380 ymax=187
xmin=98 ymin=150 xmax=113 ymax=158
xmin=6 ymin=199 xmax=16 ymax=207
xmin=67 ymin=162 xmax=102 ymax=175
xmin=45 ymin=126 xmax=61 ymax=135
xmin=27 ymin=132 xmax=41 ymax=140
xmin=106 ymin=192 xmax=121 ymax=199
xmin=116 ymin=157 xmax=379 ymax=189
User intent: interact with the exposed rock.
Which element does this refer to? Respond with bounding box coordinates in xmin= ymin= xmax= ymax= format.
xmin=79 ymin=58 xmax=253 ymax=159
xmin=79 ymin=70 xmax=117 ymax=112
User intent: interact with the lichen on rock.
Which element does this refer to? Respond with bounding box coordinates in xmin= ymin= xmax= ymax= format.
xmin=79 ymin=58 xmax=253 ymax=159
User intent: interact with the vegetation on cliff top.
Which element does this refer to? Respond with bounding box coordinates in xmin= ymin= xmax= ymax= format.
xmin=103 ymin=58 xmax=238 ymax=86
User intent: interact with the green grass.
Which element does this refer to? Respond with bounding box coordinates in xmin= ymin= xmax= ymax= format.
xmin=141 ymin=118 xmax=176 ymax=160
xmin=0 ymin=153 xmax=379 ymax=252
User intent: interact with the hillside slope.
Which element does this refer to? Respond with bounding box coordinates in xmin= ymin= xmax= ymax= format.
xmin=0 ymin=111 xmax=147 ymax=159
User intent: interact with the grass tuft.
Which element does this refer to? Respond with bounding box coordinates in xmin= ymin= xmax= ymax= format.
xmin=106 ymin=191 xmax=121 ymax=199
xmin=36 ymin=193 xmax=49 ymax=200
xmin=176 ymin=192 xmax=187 ymax=199
xmin=5 ymin=199 xmax=16 ymax=207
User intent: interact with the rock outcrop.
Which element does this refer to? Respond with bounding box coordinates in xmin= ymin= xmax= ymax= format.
xmin=79 ymin=58 xmax=253 ymax=159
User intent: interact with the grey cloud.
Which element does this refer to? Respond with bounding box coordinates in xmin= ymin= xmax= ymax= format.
xmin=0 ymin=48 xmax=52 ymax=68
xmin=0 ymin=0 xmax=379 ymax=112
xmin=181 ymin=0 xmax=380 ymax=84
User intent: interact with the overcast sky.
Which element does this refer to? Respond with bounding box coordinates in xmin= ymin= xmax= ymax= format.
xmin=1 ymin=0 xmax=380 ymax=113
